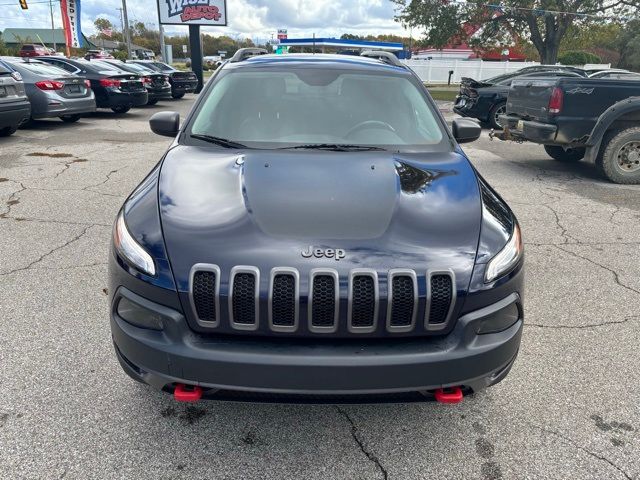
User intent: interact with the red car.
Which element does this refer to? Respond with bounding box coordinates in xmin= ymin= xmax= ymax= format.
xmin=19 ymin=44 xmax=53 ymax=57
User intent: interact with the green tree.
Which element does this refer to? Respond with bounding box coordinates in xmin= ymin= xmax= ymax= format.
xmin=618 ymin=20 xmax=640 ymax=70
xmin=391 ymin=0 xmax=640 ymax=64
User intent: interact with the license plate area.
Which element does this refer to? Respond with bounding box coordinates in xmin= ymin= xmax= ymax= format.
xmin=68 ymin=85 xmax=81 ymax=93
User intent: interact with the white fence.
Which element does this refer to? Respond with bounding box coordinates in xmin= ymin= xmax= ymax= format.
xmin=402 ymin=59 xmax=540 ymax=84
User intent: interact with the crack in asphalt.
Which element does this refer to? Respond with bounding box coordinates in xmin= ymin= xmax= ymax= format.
xmin=0 ymin=224 xmax=95 ymax=276
xmin=526 ymin=315 xmax=638 ymax=330
xmin=554 ymin=245 xmax=640 ymax=298
xmin=0 ymin=180 xmax=27 ymax=218
xmin=335 ymin=407 xmax=388 ymax=480
xmin=0 ymin=216 xmax=109 ymax=227
xmin=543 ymin=204 xmax=576 ymax=244
xmin=529 ymin=424 xmax=632 ymax=480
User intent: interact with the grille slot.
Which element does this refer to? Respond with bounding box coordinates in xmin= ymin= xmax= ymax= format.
xmin=386 ymin=270 xmax=418 ymax=332
xmin=348 ymin=271 xmax=378 ymax=332
xmin=269 ymin=268 xmax=299 ymax=332
xmin=189 ymin=264 xmax=220 ymax=327
xmin=309 ymin=270 xmax=339 ymax=332
xmin=427 ymin=272 xmax=454 ymax=326
xmin=229 ymin=267 xmax=259 ymax=330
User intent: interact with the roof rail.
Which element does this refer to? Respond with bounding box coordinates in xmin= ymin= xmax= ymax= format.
xmin=360 ymin=50 xmax=405 ymax=68
xmin=229 ymin=48 xmax=268 ymax=63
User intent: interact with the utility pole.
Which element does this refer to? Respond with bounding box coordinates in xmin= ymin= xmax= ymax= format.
xmin=158 ymin=23 xmax=166 ymax=60
xmin=121 ymin=0 xmax=133 ymax=59
xmin=49 ymin=0 xmax=57 ymax=52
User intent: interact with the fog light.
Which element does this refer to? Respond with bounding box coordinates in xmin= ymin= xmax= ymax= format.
xmin=476 ymin=302 xmax=520 ymax=334
xmin=117 ymin=297 xmax=164 ymax=330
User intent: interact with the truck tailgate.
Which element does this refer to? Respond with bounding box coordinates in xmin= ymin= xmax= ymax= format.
xmin=506 ymin=78 xmax=557 ymax=121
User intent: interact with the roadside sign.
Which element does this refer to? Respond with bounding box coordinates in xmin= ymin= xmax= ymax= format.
xmin=218 ymin=50 xmax=226 ymax=57
xmin=277 ymin=29 xmax=287 ymax=40
xmin=182 ymin=45 xmax=187 ymax=53
xmin=157 ymin=0 xmax=227 ymax=26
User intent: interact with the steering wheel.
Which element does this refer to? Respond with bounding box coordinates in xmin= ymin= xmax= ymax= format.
xmin=345 ymin=120 xmax=396 ymax=138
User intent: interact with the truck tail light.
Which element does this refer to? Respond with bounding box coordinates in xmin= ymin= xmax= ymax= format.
xmin=99 ymin=78 xmax=121 ymax=88
xmin=548 ymin=87 xmax=563 ymax=115
xmin=35 ymin=80 xmax=64 ymax=90
xmin=141 ymin=76 xmax=152 ymax=85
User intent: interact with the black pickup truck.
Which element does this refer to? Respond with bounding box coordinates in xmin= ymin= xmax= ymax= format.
xmin=499 ymin=77 xmax=640 ymax=184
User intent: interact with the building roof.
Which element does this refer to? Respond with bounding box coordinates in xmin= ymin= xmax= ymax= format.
xmin=279 ymin=38 xmax=404 ymax=52
xmin=1 ymin=28 xmax=66 ymax=44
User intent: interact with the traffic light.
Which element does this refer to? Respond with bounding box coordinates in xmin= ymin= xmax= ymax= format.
xmin=19 ymin=0 xmax=28 ymax=9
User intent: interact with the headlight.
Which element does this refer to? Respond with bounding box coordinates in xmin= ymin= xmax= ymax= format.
xmin=113 ymin=210 xmax=156 ymax=276
xmin=485 ymin=223 xmax=523 ymax=283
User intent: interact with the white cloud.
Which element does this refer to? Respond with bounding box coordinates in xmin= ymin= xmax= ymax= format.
xmin=1 ymin=0 xmax=409 ymax=44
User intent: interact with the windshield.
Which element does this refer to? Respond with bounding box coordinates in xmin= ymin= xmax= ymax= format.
xmin=189 ymin=68 xmax=445 ymax=151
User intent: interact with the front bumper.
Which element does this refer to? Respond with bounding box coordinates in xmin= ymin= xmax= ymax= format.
xmin=453 ymin=95 xmax=487 ymax=122
xmin=111 ymin=286 xmax=523 ymax=401
xmin=0 ymin=100 xmax=31 ymax=128
xmin=499 ymin=114 xmax=558 ymax=143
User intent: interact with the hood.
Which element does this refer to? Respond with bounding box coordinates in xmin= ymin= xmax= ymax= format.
xmin=158 ymin=146 xmax=482 ymax=291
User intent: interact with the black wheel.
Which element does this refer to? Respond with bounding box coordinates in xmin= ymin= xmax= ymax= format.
xmin=596 ymin=127 xmax=640 ymax=184
xmin=60 ymin=114 xmax=81 ymax=123
xmin=111 ymin=106 xmax=131 ymax=114
xmin=171 ymin=92 xmax=185 ymax=99
xmin=0 ymin=126 xmax=17 ymax=137
xmin=146 ymin=99 xmax=158 ymax=106
xmin=544 ymin=145 xmax=585 ymax=162
xmin=488 ymin=102 xmax=506 ymax=130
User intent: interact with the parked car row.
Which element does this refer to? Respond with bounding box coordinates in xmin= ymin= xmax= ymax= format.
xmin=453 ymin=66 xmax=640 ymax=129
xmin=0 ymin=56 xmax=198 ymax=137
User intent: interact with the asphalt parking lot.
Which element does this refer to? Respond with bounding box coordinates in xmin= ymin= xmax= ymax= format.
xmin=1 ymin=97 xmax=639 ymax=479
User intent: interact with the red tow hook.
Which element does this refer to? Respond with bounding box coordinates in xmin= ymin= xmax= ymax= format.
xmin=434 ymin=386 xmax=463 ymax=404
xmin=174 ymin=383 xmax=203 ymax=402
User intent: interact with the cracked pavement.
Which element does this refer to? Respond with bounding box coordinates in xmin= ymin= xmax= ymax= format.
xmin=0 ymin=100 xmax=639 ymax=479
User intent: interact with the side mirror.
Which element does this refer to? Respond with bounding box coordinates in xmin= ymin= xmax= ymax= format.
xmin=149 ymin=111 xmax=180 ymax=137
xmin=452 ymin=118 xmax=481 ymax=144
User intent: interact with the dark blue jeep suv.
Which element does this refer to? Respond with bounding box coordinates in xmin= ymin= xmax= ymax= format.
xmin=109 ymin=50 xmax=524 ymax=404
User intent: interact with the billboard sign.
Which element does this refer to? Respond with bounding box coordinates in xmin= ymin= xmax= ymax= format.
xmin=277 ymin=28 xmax=287 ymax=40
xmin=158 ymin=0 xmax=227 ymax=26
xmin=60 ymin=0 xmax=83 ymax=48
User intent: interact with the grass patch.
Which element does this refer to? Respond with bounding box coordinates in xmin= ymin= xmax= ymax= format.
xmin=427 ymin=88 xmax=459 ymax=102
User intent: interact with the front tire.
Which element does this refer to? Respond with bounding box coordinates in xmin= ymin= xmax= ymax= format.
xmin=111 ymin=106 xmax=131 ymax=114
xmin=171 ymin=92 xmax=185 ymax=99
xmin=596 ymin=127 xmax=640 ymax=184
xmin=60 ymin=114 xmax=81 ymax=123
xmin=0 ymin=126 xmax=17 ymax=137
xmin=488 ymin=102 xmax=506 ymax=130
xmin=544 ymin=145 xmax=585 ymax=162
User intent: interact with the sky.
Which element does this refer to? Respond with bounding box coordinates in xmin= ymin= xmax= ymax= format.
xmin=2 ymin=0 xmax=411 ymax=44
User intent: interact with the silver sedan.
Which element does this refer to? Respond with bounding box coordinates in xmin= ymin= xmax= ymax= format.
xmin=2 ymin=57 xmax=96 ymax=123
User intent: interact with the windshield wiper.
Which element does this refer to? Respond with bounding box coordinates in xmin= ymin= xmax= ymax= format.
xmin=278 ymin=143 xmax=386 ymax=151
xmin=190 ymin=134 xmax=248 ymax=149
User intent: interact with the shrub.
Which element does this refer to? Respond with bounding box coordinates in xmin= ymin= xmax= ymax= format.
xmin=112 ymin=50 xmax=128 ymax=61
xmin=558 ymin=50 xmax=602 ymax=65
